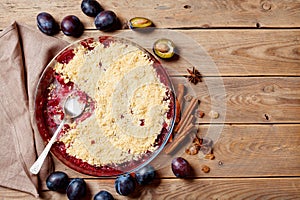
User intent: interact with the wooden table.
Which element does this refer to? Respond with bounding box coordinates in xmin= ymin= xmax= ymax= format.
xmin=1 ymin=0 xmax=300 ymax=199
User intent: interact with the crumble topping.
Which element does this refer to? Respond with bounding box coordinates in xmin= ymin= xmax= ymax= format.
xmin=53 ymin=39 xmax=171 ymax=166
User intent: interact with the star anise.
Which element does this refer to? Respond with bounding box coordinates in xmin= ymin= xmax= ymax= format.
xmin=184 ymin=67 xmax=202 ymax=85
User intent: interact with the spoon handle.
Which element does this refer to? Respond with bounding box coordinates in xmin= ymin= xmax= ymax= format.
xmin=30 ymin=119 xmax=66 ymax=175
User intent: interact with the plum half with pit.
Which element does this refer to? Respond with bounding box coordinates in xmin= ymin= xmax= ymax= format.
xmin=94 ymin=10 xmax=118 ymax=31
xmin=37 ymin=12 xmax=59 ymax=36
xmin=61 ymin=15 xmax=84 ymax=37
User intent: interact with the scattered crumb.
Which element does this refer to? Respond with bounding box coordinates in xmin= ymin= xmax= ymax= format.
xmin=185 ymin=145 xmax=199 ymax=155
xmin=184 ymin=94 xmax=193 ymax=102
xmin=218 ymin=161 xmax=223 ymax=166
xmin=195 ymin=109 xmax=205 ymax=118
xmin=204 ymin=153 xmax=215 ymax=160
xmin=200 ymin=145 xmax=212 ymax=155
xmin=209 ymin=110 xmax=219 ymax=119
xmin=185 ymin=133 xmax=217 ymax=176
xmin=201 ymin=165 xmax=210 ymax=173
xmin=202 ymin=137 xmax=213 ymax=147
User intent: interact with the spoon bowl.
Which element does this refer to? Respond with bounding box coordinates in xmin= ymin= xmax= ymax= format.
xmin=30 ymin=93 xmax=86 ymax=175
xmin=64 ymin=93 xmax=86 ymax=118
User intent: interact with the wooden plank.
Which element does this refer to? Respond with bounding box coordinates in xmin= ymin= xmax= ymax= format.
xmin=174 ymin=77 xmax=300 ymax=123
xmin=1 ymin=178 xmax=300 ymax=199
xmin=1 ymin=0 xmax=300 ymax=30
xmin=160 ymin=124 xmax=300 ymax=177
xmin=44 ymin=29 xmax=300 ymax=76
xmin=172 ymin=29 xmax=300 ymax=76
xmin=53 ymin=125 xmax=300 ymax=178
xmin=1 ymin=28 xmax=299 ymax=76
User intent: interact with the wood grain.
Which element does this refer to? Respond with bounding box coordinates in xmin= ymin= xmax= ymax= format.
xmin=0 ymin=1 xmax=299 ymax=199
xmin=172 ymin=77 xmax=300 ymax=123
xmin=53 ymin=125 xmax=300 ymax=179
xmin=33 ymin=29 xmax=300 ymax=76
xmin=179 ymin=30 xmax=300 ymax=76
xmin=1 ymin=27 xmax=298 ymax=76
xmin=1 ymin=0 xmax=300 ymax=30
xmin=1 ymin=178 xmax=299 ymax=199
xmin=108 ymin=29 xmax=300 ymax=76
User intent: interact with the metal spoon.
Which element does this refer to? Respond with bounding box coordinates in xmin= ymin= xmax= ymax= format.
xmin=30 ymin=93 xmax=86 ymax=174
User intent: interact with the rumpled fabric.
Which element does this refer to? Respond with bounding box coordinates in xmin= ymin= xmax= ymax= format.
xmin=0 ymin=21 xmax=68 ymax=197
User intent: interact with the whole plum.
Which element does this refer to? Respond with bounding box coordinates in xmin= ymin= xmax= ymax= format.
xmin=66 ymin=178 xmax=87 ymax=200
xmin=94 ymin=190 xmax=114 ymax=200
xmin=94 ymin=10 xmax=118 ymax=31
xmin=36 ymin=12 xmax=59 ymax=36
xmin=61 ymin=15 xmax=84 ymax=37
xmin=46 ymin=171 xmax=69 ymax=192
xmin=81 ymin=0 xmax=103 ymax=17
xmin=114 ymin=173 xmax=135 ymax=196
xmin=135 ymin=165 xmax=156 ymax=185
xmin=171 ymin=157 xmax=191 ymax=178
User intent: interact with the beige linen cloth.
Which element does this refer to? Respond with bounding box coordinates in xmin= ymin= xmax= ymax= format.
xmin=0 ymin=22 xmax=68 ymax=197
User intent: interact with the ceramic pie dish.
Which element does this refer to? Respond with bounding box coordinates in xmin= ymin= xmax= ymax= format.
xmin=34 ymin=36 xmax=176 ymax=176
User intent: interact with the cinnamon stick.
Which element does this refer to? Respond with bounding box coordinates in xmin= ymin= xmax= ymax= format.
xmin=177 ymin=114 xmax=194 ymax=135
xmin=169 ymin=84 xmax=186 ymax=143
xmin=177 ymin=84 xmax=185 ymax=101
xmin=174 ymin=97 xmax=197 ymax=133
xmin=175 ymin=100 xmax=181 ymax=125
xmin=164 ymin=124 xmax=195 ymax=154
xmin=175 ymin=84 xmax=185 ymax=124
